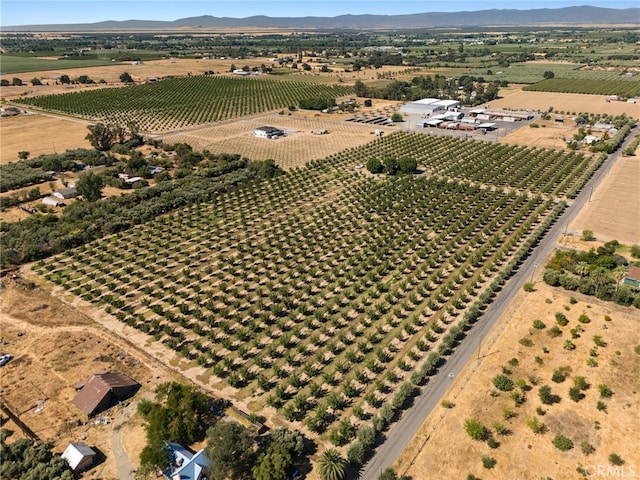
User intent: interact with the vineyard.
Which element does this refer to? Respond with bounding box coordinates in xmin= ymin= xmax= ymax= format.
xmin=524 ymin=78 xmax=640 ymax=97
xmin=33 ymin=132 xmax=601 ymax=461
xmin=13 ymin=76 xmax=354 ymax=133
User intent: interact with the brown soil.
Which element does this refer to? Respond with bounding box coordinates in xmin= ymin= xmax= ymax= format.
xmin=500 ymin=117 xmax=580 ymax=149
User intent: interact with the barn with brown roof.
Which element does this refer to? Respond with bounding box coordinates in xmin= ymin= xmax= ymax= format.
xmin=71 ymin=372 xmax=140 ymax=417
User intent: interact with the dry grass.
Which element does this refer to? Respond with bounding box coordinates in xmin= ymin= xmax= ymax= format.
xmin=0 ymin=113 xmax=93 ymax=163
xmin=160 ymin=111 xmax=397 ymax=170
xmin=569 ymin=155 xmax=640 ymax=245
xmin=0 ymin=281 xmax=176 ymax=479
xmin=490 ymin=86 xmax=640 ymax=118
xmin=398 ymin=279 xmax=640 ymax=480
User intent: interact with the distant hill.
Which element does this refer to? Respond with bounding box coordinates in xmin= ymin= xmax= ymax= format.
xmin=3 ymin=6 xmax=639 ymax=31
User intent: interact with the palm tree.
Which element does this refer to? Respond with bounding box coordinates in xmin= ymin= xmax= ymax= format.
xmin=317 ymin=448 xmax=346 ymax=480
xmin=575 ymin=261 xmax=590 ymax=278
xmin=612 ymin=266 xmax=627 ymax=292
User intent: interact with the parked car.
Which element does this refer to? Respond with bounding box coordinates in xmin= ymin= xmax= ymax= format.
xmin=0 ymin=354 xmax=13 ymax=366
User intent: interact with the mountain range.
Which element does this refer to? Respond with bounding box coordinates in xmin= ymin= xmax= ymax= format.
xmin=3 ymin=6 xmax=639 ymax=31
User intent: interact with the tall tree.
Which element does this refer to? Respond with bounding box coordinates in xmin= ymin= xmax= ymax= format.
xmin=252 ymin=442 xmax=292 ymax=480
xmin=205 ymin=421 xmax=255 ymax=480
xmin=75 ymin=170 xmax=104 ymax=202
xmin=86 ymin=123 xmax=117 ymax=151
xmin=316 ymin=448 xmax=346 ymax=480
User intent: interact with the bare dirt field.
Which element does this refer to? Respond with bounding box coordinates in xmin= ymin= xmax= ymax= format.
xmin=160 ymin=111 xmax=398 ymax=170
xmin=397 ymin=276 xmax=640 ymax=480
xmin=490 ymin=86 xmax=640 ymax=118
xmin=499 ymin=117 xmax=581 ymax=149
xmin=0 ymin=113 xmax=93 ymax=163
xmin=570 ymin=155 xmax=640 ymax=246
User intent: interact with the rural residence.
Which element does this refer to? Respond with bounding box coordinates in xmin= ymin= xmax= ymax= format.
xmin=164 ymin=442 xmax=209 ymax=480
xmin=254 ymin=126 xmax=285 ymax=139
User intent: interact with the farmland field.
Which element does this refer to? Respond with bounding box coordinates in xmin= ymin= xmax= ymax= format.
xmin=524 ymin=78 xmax=640 ymax=97
xmin=32 ymin=132 xmax=602 ymax=456
xmin=0 ymin=54 xmax=114 ymax=74
xmin=13 ymin=76 xmax=354 ymax=133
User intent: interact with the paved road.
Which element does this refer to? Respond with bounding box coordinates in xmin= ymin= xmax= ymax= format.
xmin=359 ymin=126 xmax=637 ymax=479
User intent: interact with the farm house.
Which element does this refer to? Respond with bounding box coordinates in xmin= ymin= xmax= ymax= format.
xmin=61 ymin=442 xmax=97 ymax=472
xmin=71 ymin=372 xmax=140 ymax=417
xmin=254 ymin=126 xmax=285 ymax=139
xmin=164 ymin=442 xmax=209 ymax=480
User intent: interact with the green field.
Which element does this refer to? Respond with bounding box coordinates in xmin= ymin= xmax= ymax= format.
xmin=0 ymin=54 xmax=114 ymax=75
xmin=14 ymin=76 xmax=354 ymax=132
xmin=34 ymin=131 xmax=599 ymax=463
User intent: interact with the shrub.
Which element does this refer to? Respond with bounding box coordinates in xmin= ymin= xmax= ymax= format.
xmin=630 ymin=244 xmax=640 ymax=258
xmin=598 ymin=384 xmax=613 ymax=398
xmin=569 ymin=386 xmax=584 ymax=402
xmin=523 ymin=282 xmax=535 ymax=292
xmin=519 ymin=338 xmax=534 ymax=347
xmin=609 ymin=453 xmax=624 ymax=465
xmin=440 ymin=399 xmax=454 ymax=408
xmin=508 ymin=357 xmax=519 ymax=367
xmin=533 ymin=319 xmax=546 ymax=329
xmin=578 ymin=313 xmax=591 ymax=324
xmin=481 ymin=455 xmax=496 ymax=469
xmin=539 ymin=385 xmax=558 ymax=405
xmin=582 ymin=230 xmax=594 ymax=241
xmin=573 ymin=376 xmax=588 ymax=390
xmin=493 ymin=374 xmax=514 ymax=392
xmin=536 ymin=406 xmax=546 ymax=416
xmin=569 ymin=297 xmax=577 ymax=304
xmin=464 ymin=419 xmax=489 ymax=441
xmin=492 ymin=422 xmax=508 ymax=436
xmin=551 ymin=367 xmax=569 ymax=383
xmin=535 ymin=356 xmax=544 ymax=366
xmin=487 ymin=437 xmax=499 ymax=449
xmin=552 ymin=434 xmax=574 ymax=451
xmin=501 ymin=406 xmax=516 ymax=420
xmin=526 ymin=417 xmax=546 ymax=434
xmin=593 ymin=335 xmax=606 ymax=347
xmin=581 ymin=441 xmax=595 ymax=455
xmin=555 ymin=312 xmax=569 ymax=326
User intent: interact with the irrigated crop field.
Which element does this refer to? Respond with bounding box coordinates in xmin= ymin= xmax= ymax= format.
xmin=14 ymin=76 xmax=354 ymax=133
xmin=32 ymin=131 xmax=602 ymax=455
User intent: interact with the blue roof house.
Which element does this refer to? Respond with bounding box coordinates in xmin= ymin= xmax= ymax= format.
xmin=164 ymin=442 xmax=209 ymax=480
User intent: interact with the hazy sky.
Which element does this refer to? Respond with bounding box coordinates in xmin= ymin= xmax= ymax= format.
xmin=2 ymin=0 xmax=638 ymax=26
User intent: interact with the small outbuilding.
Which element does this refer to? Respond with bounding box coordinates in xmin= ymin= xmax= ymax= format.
xmin=61 ymin=442 xmax=97 ymax=472
xmin=42 ymin=196 xmax=63 ymax=207
xmin=72 ymin=372 xmax=140 ymax=417
xmin=53 ymin=186 xmax=78 ymax=200
xmin=254 ymin=126 xmax=285 ymax=139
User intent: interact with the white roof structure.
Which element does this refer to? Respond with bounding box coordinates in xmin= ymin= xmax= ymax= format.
xmin=477 ymin=122 xmax=497 ymax=129
xmin=61 ymin=443 xmax=96 ymax=471
xmin=414 ymin=98 xmax=440 ymax=105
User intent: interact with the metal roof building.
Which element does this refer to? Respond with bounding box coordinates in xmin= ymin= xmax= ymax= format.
xmin=71 ymin=372 xmax=140 ymax=417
